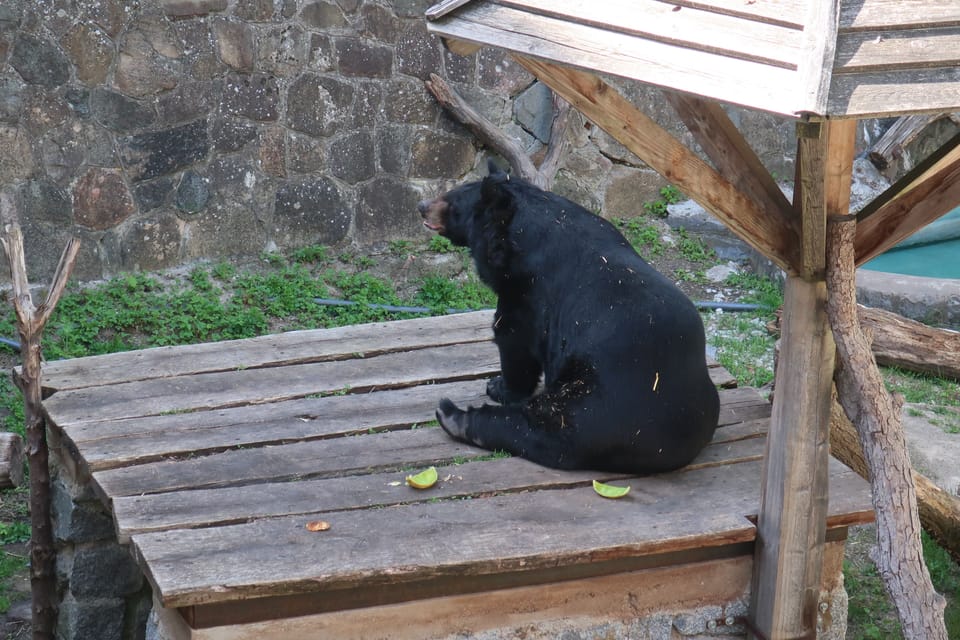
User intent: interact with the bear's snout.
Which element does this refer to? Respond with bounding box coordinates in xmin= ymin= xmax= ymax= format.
xmin=418 ymin=197 xmax=447 ymax=233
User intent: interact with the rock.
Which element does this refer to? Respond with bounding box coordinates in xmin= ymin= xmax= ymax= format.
xmin=9 ymin=33 xmax=70 ymax=87
xmin=287 ymin=131 xmax=326 ymax=174
xmin=175 ymin=170 xmax=210 ymax=215
xmin=57 ymin=594 xmax=125 ymax=640
xmin=134 ymin=178 xmax=175 ymax=212
xmin=336 ymin=37 xmax=393 ymax=78
xmin=211 ymin=116 xmax=258 ymax=153
xmin=90 ymin=87 xmax=157 ymax=133
xmin=119 ymin=119 xmax=209 ymax=182
xmin=384 ymin=79 xmax=437 ymax=125
xmin=328 ymin=130 xmax=375 ymax=184
xmin=0 ymin=125 xmax=36 ymax=182
xmin=120 ymin=212 xmax=184 ymax=271
xmin=161 ymin=0 xmax=228 ymax=18
xmin=286 ymin=73 xmax=352 ymax=137
xmin=513 ymin=81 xmax=553 ymax=143
xmin=258 ymin=126 xmax=286 ymax=178
xmin=603 ymin=167 xmax=668 ymax=219
xmin=360 ymin=4 xmax=400 ymax=41
xmin=409 ymin=131 xmax=474 ymax=179
xmin=157 ymin=80 xmax=219 ymax=125
xmin=73 ymin=168 xmax=137 ymax=230
xmin=354 ymin=176 xmax=422 ymax=243
xmin=212 ymin=18 xmax=255 ymax=73
xmin=0 ymin=76 xmax=24 ymax=122
xmin=69 ymin=545 xmax=143 ymax=597
xmin=273 ymin=178 xmax=350 ymax=247
xmin=222 ymin=73 xmax=280 ymax=121
xmin=706 ymin=263 xmax=739 ymax=284
xmin=257 ymin=23 xmax=308 ymax=77
xmin=396 ymin=21 xmax=441 ymax=81
xmin=115 ymin=31 xmax=179 ymax=97
xmin=300 ymin=1 xmax=348 ymax=29
xmin=86 ymin=0 xmax=129 ymax=37
xmin=61 ymin=22 xmax=114 ymax=86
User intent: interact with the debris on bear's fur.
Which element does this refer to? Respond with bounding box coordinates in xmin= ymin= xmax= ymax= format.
xmin=419 ymin=161 xmax=720 ymax=475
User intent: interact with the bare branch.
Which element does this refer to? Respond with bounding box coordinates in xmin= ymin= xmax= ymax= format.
xmin=537 ymin=93 xmax=573 ymax=186
xmin=37 ymin=236 xmax=81 ymax=327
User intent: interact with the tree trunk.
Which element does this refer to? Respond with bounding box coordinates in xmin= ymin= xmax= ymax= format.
xmin=830 ymin=394 xmax=960 ymax=564
xmin=858 ymin=305 xmax=960 ymax=381
xmin=1 ymin=223 xmax=80 ymax=640
xmin=825 ymin=218 xmax=947 ymax=639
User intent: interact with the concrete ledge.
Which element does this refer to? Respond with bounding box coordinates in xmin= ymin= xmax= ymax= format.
xmin=857 ymin=270 xmax=960 ymax=330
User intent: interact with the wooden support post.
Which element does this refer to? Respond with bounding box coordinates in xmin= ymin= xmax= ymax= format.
xmin=749 ymin=119 xmax=855 ymax=639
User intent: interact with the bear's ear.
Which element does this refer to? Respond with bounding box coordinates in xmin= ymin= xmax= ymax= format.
xmin=486 ymin=158 xmax=508 ymax=179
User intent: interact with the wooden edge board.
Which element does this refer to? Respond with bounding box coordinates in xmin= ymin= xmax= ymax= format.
xmin=827 ymin=68 xmax=960 ymax=119
xmin=835 ymin=27 xmax=960 ymax=74
xmin=180 ymin=541 xmax=760 ymax=629
xmin=840 ymin=0 xmax=960 ymax=32
xmin=672 ymin=0 xmax=806 ymax=29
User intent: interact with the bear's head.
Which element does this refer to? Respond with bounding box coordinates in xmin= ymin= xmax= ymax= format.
xmin=418 ymin=161 xmax=514 ymax=248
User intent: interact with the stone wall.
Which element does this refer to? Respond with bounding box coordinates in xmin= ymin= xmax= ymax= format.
xmin=0 ymin=0 xmax=801 ymax=285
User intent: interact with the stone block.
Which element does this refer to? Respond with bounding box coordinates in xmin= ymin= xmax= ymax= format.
xmin=301 ymin=2 xmax=348 ymax=29
xmin=360 ymin=4 xmax=400 ymax=41
xmin=0 ymin=125 xmax=36 ymax=182
xmin=273 ymin=177 xmax=350 ymax=247
xmin=355 ymin=176 xmax=422 ymax=243
xmin=286 ymin=73 xmax=353 ymax=137
xmin=443 ymin=48 xmax=474 ymax=84
xmin=61 ymin=22 xmax=114 ymax=86
xmin=308 ymin=32 xmax=335 ymax=71
xmin=70 ymin=544 xmax=143 ymax=598
xmin=603 ymin=166 xmax=668 ymax=219
xmin=396 ymin=22 xmax=441 ymax=81
xmin=513 ymin=81 xmax=553 ymax=143
xmin=119 ymin=119 xmax=209 ymax=182
xmin=73 ymin=168 xmax=138 ymax=231
xmin=211 ymin=116 xmax=258 ymax=153
xmin=409 ymin=130 xmax=474 ymax=179
xmin=57 ymin=594 xmax=125 ymax=640
xmin=175 ymin=20 xmax=225 ymax=80
xmin=157 ymin=80 xmax=219 ymax=125
xmin=9 ymin=33 xmax=70 ymax=87
xmin=223 ymin=73 xmax=280 ymax=121
xmin=86 ymin=0 xmax=128 ymax=37
xmin=52 ymin=478 xmax=115 ymax=544
xmin=258 ymin=126 xmax=287 ymax=178
xmin=0 ymin=75 xmax=24 ymax=123
xmin=337 ymin=37 xmax=393 ymax=78
xmin=120 ymin=212 xmax=185 ymax=272
xmin=91 ymin=87 xmax=157 ymax=133
xmin=175 ymin=170 xmax=211 ymax=215
xmin=287 ymin=131 xmax=326 ymax=174
xmin=377 ymin=125 xmax=409 ymax=175
xmin=257 ymin=23 xmax=308 ymax=77
xmin=478 ymin=48 xmax=533 ymax=96
xmin=235 ymin=0 xmax=276 ymax=21
xmin=393 ymin=0 xmax=431 ymax=19
xmin=213 ymin=18 xmax=255 ymax=73
xmin=161 ymin=0 xmax=228 ymax=19
xmin=134 ymin=178 xmax=175 ymax=212
xmin=20 ymin=86 xmax=70 ymax=135
xmin=328 ymin=130 xmax=375 ymax=183
xmin=115 ymin=31 xmax=179 ymax=98
xmin=384 ymin=79 xmax=436 ymax=125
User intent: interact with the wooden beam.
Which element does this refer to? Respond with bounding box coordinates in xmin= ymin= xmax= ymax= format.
xmin=749 ymin=121 xmax=852 ymax=639
xmin=855 ymin=130 xmax=960 ymax=265
xmin=663 ymin=91 xmax=795 ymax=229
xmin=513 ymin=56 xmax=800 ymax=274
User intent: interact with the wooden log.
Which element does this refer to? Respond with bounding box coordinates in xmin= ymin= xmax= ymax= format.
xmin=830 ymin=394 xmax=960 ymax=565
xmin=868 ymin=114 xmax=940 ymax=174
xmin=0 ymin=432 xmax=24 ymax=489
xmin=826 ymin=217 xmax=947 ymax=639
xmin=858 ymin=305 xmax=960 ymax=381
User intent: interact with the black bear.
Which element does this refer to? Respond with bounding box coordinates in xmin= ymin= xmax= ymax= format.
xmin=419 ymin=162 xmax=719 ymax=474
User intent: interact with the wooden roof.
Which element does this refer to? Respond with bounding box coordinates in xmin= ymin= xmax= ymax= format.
xmin=426 ymin=0 xmax=960 ymax=118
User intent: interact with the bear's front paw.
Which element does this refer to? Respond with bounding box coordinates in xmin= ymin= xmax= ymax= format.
xmin=486 ymin=375 xmax=529 ymax=405
xmin=436 ymin=398 xmax=468 ymax=441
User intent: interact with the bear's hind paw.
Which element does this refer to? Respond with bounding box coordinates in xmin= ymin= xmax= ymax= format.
xmin=436 ymin=398 xmax=469 ymax=441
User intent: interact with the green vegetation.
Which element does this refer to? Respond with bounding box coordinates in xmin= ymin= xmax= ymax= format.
xmin=642 ymin=184 xmax=683 ymax=218
xmin=0 ymin=551 xmax=27 ymax=614
xmin=617 ymin=218 xmax=665 ymax=258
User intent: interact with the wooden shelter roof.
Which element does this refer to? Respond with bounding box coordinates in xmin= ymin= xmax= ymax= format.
xmin=426 ymin=0 xmax=960 ymax=118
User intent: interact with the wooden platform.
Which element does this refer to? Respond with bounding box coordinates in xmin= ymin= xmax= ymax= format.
xmin=37 ymin=310 xmax=874 ymax=639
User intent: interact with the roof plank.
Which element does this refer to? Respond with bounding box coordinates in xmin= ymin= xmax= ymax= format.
xmin=840 ymin=0 xmax=960 ymax=32
xmin=835 ymin=27 xmax=960 ymax=74
xmin=828 ymin=66 xmax=960 ymax=118
xmin=428 ymin=2 xmax=801 ymax=116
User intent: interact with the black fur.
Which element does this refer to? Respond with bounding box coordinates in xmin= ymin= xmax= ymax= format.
xmin=418 ymin=162 xmax=719 ymax=474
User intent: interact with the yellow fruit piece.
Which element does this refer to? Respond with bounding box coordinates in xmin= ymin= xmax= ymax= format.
xmin=406 ymin=466 xmax=438 ymax=489
xmin=592 ymin=479 xmax=630 ymax=499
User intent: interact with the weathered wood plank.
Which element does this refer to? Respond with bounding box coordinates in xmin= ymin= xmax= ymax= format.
xmin=674 ymin=0 xmax=806 ymax=29
xmin=840 ymin=0 xmax=960 ymax=31
xmin=92 ymin=427 xmax=484 ymax=498
xmin=111 ymin=419 xmax=770 ymax=542
xmin=855 ymin=132 xmax=960 ymax=264
xmin=493 ymin=0 xmax=803 ymax=68
xmin=38 ymin=310 xmax=495 ymax=392
xmin=828 ymin=68 xmax=960 ymax=118
xmin=134 ymin=461 xmax=764 ymax=608
xmin=42 ymin=341 xmax=501 ymax=425
xmin=67 ymin=381 xmax=487 ymax=472
xmin=513 ymin=56 xmax=800 ymax=273
xmin=836 ymin=27 xmax=960 ymax=74
xmin=0 ymin=432 xmax=24 ymax=489
xmin=429 ymin=5 xmax=801 ymax=117
xmin=795 ymin=0 xmax=839 ymax=116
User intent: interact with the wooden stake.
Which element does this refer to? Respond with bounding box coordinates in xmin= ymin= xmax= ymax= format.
xmin=826 ymin=218 xmax=948 ymax=639
xmin=1 ymin=223 xmax=80 ymax=640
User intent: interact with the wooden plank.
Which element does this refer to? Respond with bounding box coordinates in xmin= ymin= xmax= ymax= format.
xmin=92 ymin=427 xmax=486 ymax=498
xmin=134 ymin=461 xmax=764 ymax=608
xmin=37 ymin=310 xmax=495 ymax=392
xmin=836 ymin=27 xmax=960 ymax=74
xmin=428 ymin=5 xmax=802 ymax=117
xmin=42 ymin=341 xmax=501 ymax=425
xmin=840 ymin=0 xmax=960 ymax=31
xmin=828 ymin=68 xmax=960 ymax=118
xmin=749 ymin=276 xmax=836 ymax=639
xmin=794 ymin=0 xmax=840 ymax=115
xmin=664 ymin=91 xmax=795 ymax=234
xmin=493 ymin=0 xmax=803 ymax=68
xmin=673 ymin=0 xmax=807 ymax=29
xmin=66 ymin=381 xmax=487 ymax=472
xmin=426 ymin=0 xmax=476 ymax=20
xmin=854 ymin=132 xmax=960 ymax=264
xmin=111 ymin=420 xmax=770 ymax=542
xmin=512 ymin=56 xmax=801 ymax=273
